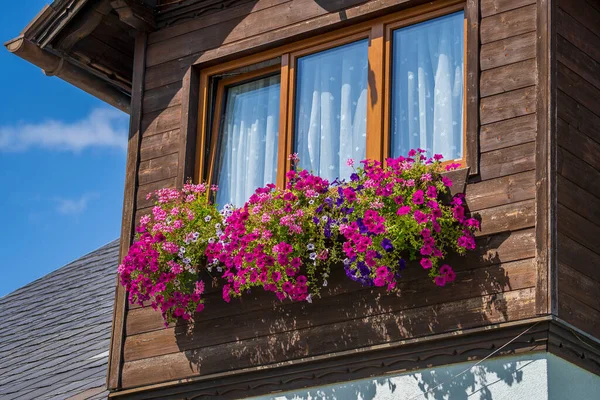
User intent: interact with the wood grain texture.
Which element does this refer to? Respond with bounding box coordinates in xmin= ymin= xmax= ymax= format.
xmin=475 ymin=199 xmax=536 ymax=237
xmin=121 ymin=287 xmax=537 ymax=388
xmin=480 ymin=31 xmax=536 ymax=70
xmin=480 ymin=0 xmax=535 ymax=18
xmin=480 ymin=4 xmax=536 ymax=44
xmin=480 ymin=86 xmax=536 ymax=125
xmin=465 ymin=170 xmax=535 ymax=211
xmin=479 ymin=141 xmax=536 ymax=180
xmin=480 ymin=114 xmax=536 ymax=152
xmin=140 ymin=129 xmax=180 ymax=162
xmin=480 ymin=58 xmax=536 ymax=97
xmin=108 ymin=31 xmax=148 ymax=391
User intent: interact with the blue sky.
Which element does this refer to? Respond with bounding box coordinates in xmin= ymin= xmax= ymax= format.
xmin=0 ymin=2 xmax=128 ymax=296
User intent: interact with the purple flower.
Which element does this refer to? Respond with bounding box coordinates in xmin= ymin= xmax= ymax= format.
xmin=381 ymin=238 xmax=394 ymax=252
xmin=350 ymin=173 xmax=360 ymax=182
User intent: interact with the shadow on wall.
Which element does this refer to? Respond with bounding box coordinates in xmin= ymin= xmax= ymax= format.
xmin=252 ymin=355 xmax=543 ymax=400
xmin=172 ymin=206 xmax=516 ymax=382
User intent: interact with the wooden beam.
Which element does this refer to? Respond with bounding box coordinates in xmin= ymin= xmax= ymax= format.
xmin=55 ymin=0 xmax=113 ymax=52
xmin=5 ymin=36 xmax=130 ymax=113
xmin=111 ymin=0 xmax=157 ymax=32
xmin=107 ymin=31 xmax=148 ymax=390
xmin=535 ymin=0 xmax=557 ymax=316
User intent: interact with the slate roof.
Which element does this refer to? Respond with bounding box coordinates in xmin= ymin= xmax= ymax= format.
xmin=0 ymin=239 xmax=120 ymax=400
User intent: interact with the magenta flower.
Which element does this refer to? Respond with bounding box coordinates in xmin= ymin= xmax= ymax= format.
xmin=397 ymin=206 xmax=411 ymax=216
xmin=420 ymin=258 xmax=433 ymax=269
xmin=412 ymin=190 xmax=425 ymax=205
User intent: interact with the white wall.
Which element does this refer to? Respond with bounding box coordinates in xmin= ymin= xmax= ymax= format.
xmin=249 ymin=353 xmax=600 ymax=400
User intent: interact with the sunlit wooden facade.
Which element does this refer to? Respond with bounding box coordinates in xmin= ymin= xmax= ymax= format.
xmin=7 ymin=0 xmax=600 ymax=398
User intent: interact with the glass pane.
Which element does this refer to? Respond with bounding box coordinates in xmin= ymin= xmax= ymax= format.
xmin=215 ymin=74 xmax=280 ymax=207
xmin=294 ymin=39 xmax=368 ymax=182
xmin=391 ymin=12 xmax=464 ymax=161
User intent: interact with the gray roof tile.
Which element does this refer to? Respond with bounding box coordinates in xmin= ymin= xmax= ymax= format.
xmin=0 ymin=240 xmax=119 ymax=400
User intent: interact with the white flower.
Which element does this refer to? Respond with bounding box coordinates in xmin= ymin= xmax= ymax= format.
xmin=309 ymin=252 xmax=317 ymax=260
xmin=205 ymin=215 xmax=212 ymax=222
xmin=207 ymin=266 xmax=213 ymax=272
xmin=217 ymin=267 xmax=222 ymax=272
xmin=307 ymin=243 xmax=315 ymax=251
xmin=208 ymin=237 xmax=215 ymax=244
xmin=179 ymin=246 xmax=186 ymax=254
xmin=323 ymin=280 xmax=328 ymax=287
xmin=321 ymin=216 xmax=328 ymax=222
xmin=343 ymin=258 xmax=351 ymax=265
xmin=215 ymin=223 xmax=221 ymax=229
xmin=306 ymin=294 xmax=312 ymax=303
xmin=309 ymin=199 xmax=314 ymax=204
xmin=183 ymin=257 xmax=191 ymax=265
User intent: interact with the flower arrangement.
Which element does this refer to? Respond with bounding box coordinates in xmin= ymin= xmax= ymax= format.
xmin=117 ymin=183 xmax=222 ymax=322
xmin=118 ymin=150 xmax=478 ymax=325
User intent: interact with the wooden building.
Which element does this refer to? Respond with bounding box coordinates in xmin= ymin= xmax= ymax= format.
xmin=7 ymin=0 xmax=600 ymax=398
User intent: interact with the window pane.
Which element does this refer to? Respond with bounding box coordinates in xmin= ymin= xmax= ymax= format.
xmin=215 ymin=74 xmax=280 ymax=207
xmin=294 ymin=39 xmax=368 ymax=182
xmin=391 ymin=12 xmax=464 ymax=161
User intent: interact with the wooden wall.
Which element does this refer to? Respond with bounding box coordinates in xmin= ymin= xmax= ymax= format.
xmin=116 ymin=0 xmax=545 ymax=392
xmin=555 ymin=0 xmax=600 ymax=340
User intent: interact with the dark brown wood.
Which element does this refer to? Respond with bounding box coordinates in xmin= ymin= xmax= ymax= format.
xmin=465 ymin=170 xmax=535 ymax=211
xmin=141 ymin=106 xmax=182 ymax=138
xmin=108 ymin=31 xmax=148 ymax=391
xmin=143 ymin=83 xmax=183 ymax=114
xmin=466 ymin=0 xmax=480 ymax=175
xmin=480 ymin=114 xmax=536 ymax=152
xmin=113 ymin=320 xmax=553 ymax=399
xmin=479 ymin=4 xmax=536 ymax=44
xmin=557 ymin=233 xmax=600 ymax=283
xmin=557 ymin=146 xmax=600 ymax=200
xmin=480 ymin=58 xmax=536 ymax=97
xmin=138 ymin=152 xmax=179 ymax=185
xmin=177 ymin=67 xmax=200 ymax=187
xmin=475 ymin=199 xmax=536 ymax=237
xmin=111 ymin=0 xmax=157 ymax=32
xmin=480 ymin=31 xmax=536 ymax=71
xmin=136 ymin=177 xmax=178 ymax=210
xmin=535 ymin=0 xmax=555 ymax=318
xmin=479 ymin=141 xmax=536 ymax=180
xmin=121 ymin=287 xmax=537 ymax=388
xmin=140 ymin=129 xmax=180 ymax=162
xmin=480 ymin=86 xmax=536 ymax=125
xmin=480 ymin=0 xmax=535 ymax=18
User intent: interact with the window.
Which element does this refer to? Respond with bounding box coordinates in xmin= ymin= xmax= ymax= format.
xmin=294 ymin=39 xmax=368 ymax=182
xmin=390 ymin=12 xmax=465 ymax=162
xmin=196 ymin=1 xmax=473 ymax=205
xmin=209 ymin=68 xmax=281 ymax=207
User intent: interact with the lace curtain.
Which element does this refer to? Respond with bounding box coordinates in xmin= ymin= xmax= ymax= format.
xmin=215 ymin=75 xmax=280 ymax=207
xmin=390 ymin=12 xmax=465 ymax=161
xmin=294 ymin=39 xmax=368 ymax=182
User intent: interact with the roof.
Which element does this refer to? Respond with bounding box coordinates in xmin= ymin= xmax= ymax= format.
xmin=0 ymin=240 xmax=120 ymax=400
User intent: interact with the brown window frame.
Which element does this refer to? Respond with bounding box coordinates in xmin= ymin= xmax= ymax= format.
xmin=195 ymin=0 xmax=477 ymax=191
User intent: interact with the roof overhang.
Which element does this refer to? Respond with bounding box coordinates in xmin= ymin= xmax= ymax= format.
xmin=3 ymin=0 xmax=158 ymax=114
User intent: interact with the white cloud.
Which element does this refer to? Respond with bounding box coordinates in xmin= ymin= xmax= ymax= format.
xmin=54 ymin=193 xmax=97 ymax=215
xmin=0 ymin=108 xmax=129 ymax=152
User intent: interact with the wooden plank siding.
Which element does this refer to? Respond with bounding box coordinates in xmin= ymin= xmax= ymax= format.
xmin=555 ymin=0 xmax=600 ymax=341
xmin=116 ymin=0 xmax=550 ymax=392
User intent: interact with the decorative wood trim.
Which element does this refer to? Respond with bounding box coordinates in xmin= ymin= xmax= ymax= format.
xmin=535 ymin=0 xmax=557 ymax=316
xmin=111 ymin=0 xmax=157 ymax=32
xmin=465 ymin=0 xmax=480 ymax=175
xmin=110 ymin=317 xmax=559 ymax=399
xmin=107 ymin=31 xmax=148 ymax=391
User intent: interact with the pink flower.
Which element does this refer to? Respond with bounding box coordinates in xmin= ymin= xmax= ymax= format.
xmin=426 ymin=186 xmax=437 ymax=199
xmin=288 ymin=153 xmax=300 ymax=162
xmin=346 ymin=158 xmax=355 ymax=167
xmin=442 ymin=176 xmax=453 ymax=187
xmin=397 ymin=206 xmax=411 ymax=216
xmin=434 ymin=275 xmax=446 ymax=286
xmin=420 ymin=258 xmax=432 ymax=269
xmin=414 ymin=210 xmax=428 ymax=224
xmin=412 ymin=190 xmax=424 ymax=205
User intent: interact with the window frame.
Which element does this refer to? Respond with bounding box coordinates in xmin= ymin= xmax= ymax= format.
xmin=195 ymin=0 xmax=476 ymax=192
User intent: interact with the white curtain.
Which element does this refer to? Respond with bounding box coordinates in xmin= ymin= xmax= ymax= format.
xmin=391 ymin=12 xmax=464 ymax=161
xmin=215 ymin=75 xmax=280 ymax=207
xmin=294 ymin=40 xmax=368 ymax=182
